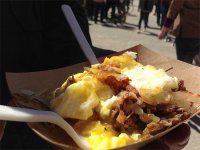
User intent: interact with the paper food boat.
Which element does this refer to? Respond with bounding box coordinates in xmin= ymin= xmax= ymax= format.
xmin=6 ymin=45 xmax=200 ymax=150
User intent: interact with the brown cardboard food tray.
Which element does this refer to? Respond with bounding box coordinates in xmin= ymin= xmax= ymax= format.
xmin=6 ymin=45 xmax=200 ymax=149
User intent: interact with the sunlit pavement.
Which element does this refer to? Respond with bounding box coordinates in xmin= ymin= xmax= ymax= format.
xmin=89 ymin=2 xmax=176 ymax=59
xmin=89 ymin=1 xmax=200 ymax=150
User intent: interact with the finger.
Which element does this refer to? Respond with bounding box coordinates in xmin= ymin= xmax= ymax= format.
xmin=158 ymin=33 xmax=164 ymax=39
xmin=8 ymin=99 xmax=17 ymax=107
xmin=163 ymin=123 xmax=191 ymax=150
xmin=0 ymin=121 xmax=6 ymax=141
xmin=140 ymin=123 xmax=190 ymax=150
xmin=158 ymin=35 xmax=162 ymax=40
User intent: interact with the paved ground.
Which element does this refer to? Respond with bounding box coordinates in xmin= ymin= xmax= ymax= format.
xmin=89 ymin=2 xmax=176 ymax=59
xmin=89 ymin=1 xmax=200 ymax=150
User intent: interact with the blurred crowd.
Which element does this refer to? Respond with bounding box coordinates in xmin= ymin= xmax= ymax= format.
xmin=82 ymin=0 xmax=132 ymax=24
xmin=80 ymin=0 xmax=200 ymax=66
xmin=79 ymin=0 xmax=171 ymax=27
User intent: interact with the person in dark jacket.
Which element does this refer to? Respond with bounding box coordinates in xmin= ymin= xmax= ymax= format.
xmin=93 ymin=0 xmax=106 ymax=23
xmin=86 ymin=0 xmax=95 ymax=20
xmin=0 ymin=0 xmax=113 ymax=149
xmin=137 ymin=0 xmax=154 ymax=33
xmin=2 ymin=0 xmax=92 ymax=73
xmin=105 ymin=0 xmax=117 ymax=20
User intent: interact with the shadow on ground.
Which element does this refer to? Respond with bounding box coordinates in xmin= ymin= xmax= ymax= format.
xmin=101 ymin=22 xmax=136 ymax=31
xmin=188 ymin=114 xmax=200 ymax=134
xmin=140 ymin=31 xmax=158 ymax=37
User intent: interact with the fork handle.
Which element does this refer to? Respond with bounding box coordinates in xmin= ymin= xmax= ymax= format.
xmin=61 ymin=4 xmax=99 ymax=65
xmin=0 ymin=105 xmax=90 ymax=149
xmin=0 ymin=105 xmax=56 ymax=123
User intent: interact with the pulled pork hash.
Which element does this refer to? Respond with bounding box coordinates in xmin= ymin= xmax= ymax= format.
xmin=50 ymin=52 xmax=200 ymax=150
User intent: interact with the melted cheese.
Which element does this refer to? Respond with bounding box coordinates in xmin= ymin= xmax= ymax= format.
xmin=122 ymin=65 xmax=178 ymax=105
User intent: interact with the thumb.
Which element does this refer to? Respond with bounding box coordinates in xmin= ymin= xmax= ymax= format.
xmin=0 ymin=121 xmax=6 ymax=141
xmin=163 ymin=123 xmax=191 ymax=150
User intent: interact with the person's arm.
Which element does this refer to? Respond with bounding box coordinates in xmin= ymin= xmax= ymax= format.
xmin=158 ymin=0 xmax=184 ymax=39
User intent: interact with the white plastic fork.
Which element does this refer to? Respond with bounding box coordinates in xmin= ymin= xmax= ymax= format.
xmin=0 ymin=105 xmax=90 ymax=150
xmin=61 ymin=4 xmax=99 ymax=65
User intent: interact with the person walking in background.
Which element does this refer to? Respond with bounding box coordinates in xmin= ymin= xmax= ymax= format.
xmin=93 ymin=0 xmax=106 ymax=24
xmin=86 ymin=0 xmax=94 ymax=20
xmin=125 ymin=0 xmax=131 ymax=13
xmin=155 ymin=0 xmax=161 ymax=26
xmin=158 ymin=0 xmax=200 ymax=64
xmin=137 ymin=0 xmax=154 ymax=33
xmin=105 ymin=0 xmax=117 ymax=20
xmin=160 ymin=0 xmax=171 ymax=27
xmin=114 ymin=0 xmax=127 ymax=23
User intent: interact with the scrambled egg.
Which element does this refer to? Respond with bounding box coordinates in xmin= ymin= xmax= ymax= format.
xmin=50 ymin=52 xmax=139 ymax=120
xmin=102 ymin=52 xmax=138 ymax=70
xmin=50 ymin=75 xmax=113 ymax=120
xmin=74 ymin=120 xmax=141 ymax=150
xmin=97 ymin=96 xmax=118 ymax=119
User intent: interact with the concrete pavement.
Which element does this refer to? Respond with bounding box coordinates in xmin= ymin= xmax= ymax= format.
xmin=89 ymin=1 xmax=200 ymax=150
xmin=89 ymin=2 xmax=176 ymax=59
